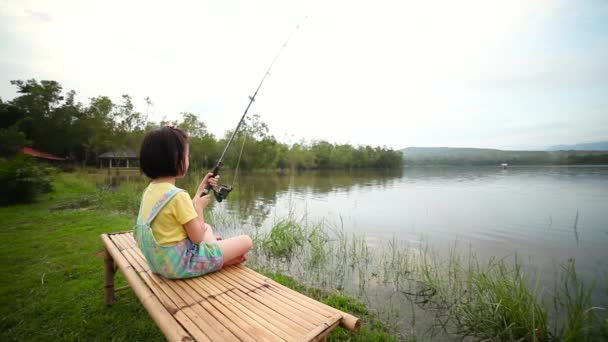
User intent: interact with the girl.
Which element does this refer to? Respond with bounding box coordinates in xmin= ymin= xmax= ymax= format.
xmin=134 ymin=125 xmax=252 ymax=279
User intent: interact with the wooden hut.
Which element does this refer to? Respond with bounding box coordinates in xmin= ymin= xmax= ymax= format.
xmin=98 ymin=149 xmax=138 ymax=169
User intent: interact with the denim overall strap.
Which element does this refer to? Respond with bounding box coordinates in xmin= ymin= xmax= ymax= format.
xmin=145 ymin=187 xmax=185 ymax=225
xmin=136 ymin=186 xmax=149 ymax=225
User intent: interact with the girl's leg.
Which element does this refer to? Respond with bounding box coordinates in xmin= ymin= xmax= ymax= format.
xmin=223 ymin=255 xmax=248 ymax=267
xmin=217 ymin=235 xmax=252 ymax=266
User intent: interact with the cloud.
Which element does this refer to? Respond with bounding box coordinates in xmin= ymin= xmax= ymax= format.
xmin=24 ymin=9 xmax=51 ymax=22
xmin=1 ymin=0 xmax=607 ymax=150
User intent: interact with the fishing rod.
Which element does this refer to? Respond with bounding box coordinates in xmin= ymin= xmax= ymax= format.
xmin=201 ymin=21 xmax=304 ymax=202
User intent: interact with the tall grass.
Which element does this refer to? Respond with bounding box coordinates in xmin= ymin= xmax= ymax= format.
xmin=554 ymin=259 xmax=606 ymax=341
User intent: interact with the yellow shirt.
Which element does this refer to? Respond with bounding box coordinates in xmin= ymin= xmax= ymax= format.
xmin=140 ymin=182 xmax=198 ymax=246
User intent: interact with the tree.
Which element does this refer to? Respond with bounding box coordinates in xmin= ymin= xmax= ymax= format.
xmin=178 ymin=112 xmax=208 ymax=138
xmin=0 ymin=127 xmax=30 ymax=157
xmin=81 ymin=96 xmax=115 ymax=165
xmin=311 ymin=140 xmax=333 ymax=169
xmin=114 ymin=95 xmax=145 ymax=133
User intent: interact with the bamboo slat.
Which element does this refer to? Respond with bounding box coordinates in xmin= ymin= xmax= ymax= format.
xmin=101 ymin=234 xmax=192 ymax=342
xmin=221 ymin=267 xmax=331 ymax=325
xmin=127 ymin=250 xmax=224 ymax=339
xmin=123 ymin=233 xmax=137 ymax=248
xmin=115 ymin=234 xmax=135 ymax=251
xmin=187 ymin=278 xmax=287 ymax=342
xmin=214 ymin=270 xmax=320 ymax=329
xmin=165 ymin=276 xmax=249 ymax=341
xmin=237 ymin=265 xmax=361 ymax=332
xmin=299 ymin=314 xmax=342 ymax=342
xmin=224 ymin=267 xmax=335 ymax=320
xmin=232 ymin=268 xmax=335 ymax=317
xmin=192 ymin=274 xmax=303 ymax=341
xmin=134 ymin=255 xmax=239 ymax=341
xmin=109 ymin=234 xmax=126 ymax=251
xmin=178 ymin=279 xmax=283 ymax=342
xmin=203 ymin=272 xmax=310 ymax=336
xmin=123 ymin=232 xmax=137 ymax=244
xmin=173 ymin=279 xmax=257 ymax=341
xmin=121 ymin=248 xmax=144 ymax=273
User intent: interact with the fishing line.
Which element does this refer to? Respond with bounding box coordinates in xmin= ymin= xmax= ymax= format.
xmin=201 ymin=18 xmax=307 ymax=202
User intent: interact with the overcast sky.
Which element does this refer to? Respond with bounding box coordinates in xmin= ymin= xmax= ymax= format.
xmin=1 ymin=0 xmax=607 ymax=150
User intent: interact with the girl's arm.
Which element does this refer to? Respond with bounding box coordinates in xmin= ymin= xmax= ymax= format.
xmin=186 ymin=173 xmax=218 ymax=244
xmin=183 ymin=215 xmax=207 ymax=244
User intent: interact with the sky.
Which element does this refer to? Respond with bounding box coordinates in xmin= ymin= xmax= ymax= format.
xmin=1 ymin=0 xmax=607 ymax=150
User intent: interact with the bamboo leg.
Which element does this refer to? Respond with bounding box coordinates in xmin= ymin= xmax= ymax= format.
xmin=104 ymin=248 xmax=117 ymax=305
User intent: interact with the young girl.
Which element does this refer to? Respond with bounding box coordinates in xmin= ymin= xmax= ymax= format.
xmin=134 ymin=125 xmax=252 ymax=279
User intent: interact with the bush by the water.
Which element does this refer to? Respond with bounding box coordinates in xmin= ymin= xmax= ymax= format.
xmin=264 ymin=219 xmax=306 ymax=259
xmin=0 ymin=155 xmax=54 ymax=205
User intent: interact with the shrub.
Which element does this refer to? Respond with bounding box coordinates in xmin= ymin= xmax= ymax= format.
xmin=0 ymin=155 xmax=54 ymax=205
xmin=0 ymin=127 xmax=30 ymax=158
xmin=264 ymin=220 xmax=305 ymax=259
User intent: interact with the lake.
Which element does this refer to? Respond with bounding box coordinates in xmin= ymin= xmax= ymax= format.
xmin=213 ymin=166 xmax=608 ymax=282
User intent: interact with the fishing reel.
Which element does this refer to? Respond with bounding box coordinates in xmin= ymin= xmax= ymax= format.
xmin=213 ymin=185 xmax=233 ymax=202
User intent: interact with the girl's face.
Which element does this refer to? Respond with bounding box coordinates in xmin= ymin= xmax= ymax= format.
xmin=179 ymin=144 xmax=190 ymax=178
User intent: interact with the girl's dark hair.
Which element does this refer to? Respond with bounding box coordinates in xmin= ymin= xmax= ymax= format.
xmin=140 ymin=126 xmax=189 ymax=179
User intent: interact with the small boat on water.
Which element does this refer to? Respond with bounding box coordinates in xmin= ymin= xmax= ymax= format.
xmin=501 ymin=163 xmax=508 ymax=170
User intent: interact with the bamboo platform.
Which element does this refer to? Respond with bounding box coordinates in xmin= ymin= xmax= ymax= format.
xmin=102 ymin=232 xmax=360 ymax=342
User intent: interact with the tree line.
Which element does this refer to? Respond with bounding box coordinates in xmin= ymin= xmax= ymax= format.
xmin=0 ymin=79 xmax=403 ymax=170
xmin=402 ymin=147 xmax=608 ymax=166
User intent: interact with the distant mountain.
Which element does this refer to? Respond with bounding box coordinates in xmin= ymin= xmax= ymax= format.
xmin=547 ymin=141 xmax=608 ymax=151
xmin=400 ymin=147 xmax=608 ymax=165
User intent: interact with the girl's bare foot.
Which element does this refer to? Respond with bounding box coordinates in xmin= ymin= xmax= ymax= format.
xmin=215 ymin=235 xmax=223 ymax=241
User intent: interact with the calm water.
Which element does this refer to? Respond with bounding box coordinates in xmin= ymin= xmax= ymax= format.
xmin=213 ymin=166 xmax=608 ymax=281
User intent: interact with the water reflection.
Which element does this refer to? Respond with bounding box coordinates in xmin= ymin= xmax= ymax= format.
xmin=179 ymin=169 xmax=404 ymax=225
xmin=90 ymin=169 xmax=145 ymax=190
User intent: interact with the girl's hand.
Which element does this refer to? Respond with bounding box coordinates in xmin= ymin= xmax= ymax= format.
xmin=193 ymin=193 xmax=210 ymax=214
xmin=194 ymin=172 xmax=220 ymax=198
xmin=193 ymin=173 xmax=219 ymax=213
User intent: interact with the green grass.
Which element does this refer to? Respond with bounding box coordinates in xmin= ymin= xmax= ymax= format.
xmin=420 ymin=254 xmax=548 ymax=341
xmin=262 ymin=219 xmax=306 ymax=259
xmin=262 ymin=271 xmax=402 ymax=341
xmin=0 ymin=179 xmax=162 ymax=340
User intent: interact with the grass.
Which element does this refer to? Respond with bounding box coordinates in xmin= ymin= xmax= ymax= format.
xmin=262 ymin=271 xmax=401 ymax=341
xmin=555 ymin=259 xmax=606 ymax=341
xmin=263 ymin=219 xmax=306 ymax=260
xmin=415 ymin=253 xmax=548 ymax=340
xmin=0 ymin=175 xmax=162 ymax=340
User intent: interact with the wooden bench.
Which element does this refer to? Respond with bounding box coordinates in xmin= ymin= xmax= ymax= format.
xmin=102 ymin=232 xmax=360 ymax=341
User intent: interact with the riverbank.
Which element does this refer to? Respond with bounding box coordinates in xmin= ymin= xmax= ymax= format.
xmin=0 ymin=172 xmax=401 ymax=341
